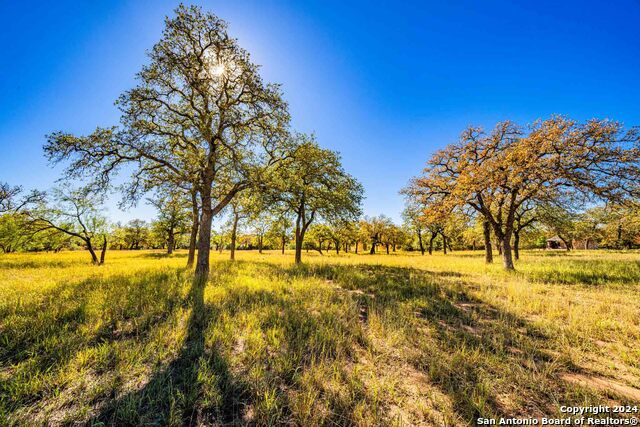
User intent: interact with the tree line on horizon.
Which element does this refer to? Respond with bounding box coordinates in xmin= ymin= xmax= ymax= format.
xmin=1 ymin=5 xmax=640 ymax=274
xmin=3 ymin=187 xmax=640 ymax=258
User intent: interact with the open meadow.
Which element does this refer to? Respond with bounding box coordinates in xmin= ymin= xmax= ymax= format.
xmin=1 ymin=250 xmax=639 ymax=426
xmin=3 ymin=1 xmax=640 ymax=426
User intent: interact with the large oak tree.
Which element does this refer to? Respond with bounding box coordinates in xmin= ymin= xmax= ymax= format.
xmin=406 ymin=117 xmax=640 ymax=270
xmin=45 ymin=5 xmax=291 ymax=279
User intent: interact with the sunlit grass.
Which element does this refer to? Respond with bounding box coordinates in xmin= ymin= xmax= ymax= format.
xmin=1 ymin=249 xmax=639 ymax=425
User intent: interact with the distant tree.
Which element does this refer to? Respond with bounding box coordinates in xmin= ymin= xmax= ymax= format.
xmin=27 ymin=188 xmax=109 ymax=264
xmin=331 ymin=221 xmax=358 ymax=253
xmin=441 ymin=212 xmax=468 ymax=254
xmin=401 ymin=190 xmax=469 ymax=256
xmin=461 ymin=217 xmax=485 ymax=252
xmin=402 ymin=202 xmax=427 ymax=255
xmin=32 ymin=228 xmax=75 ymax=252
xmin=266 ymin=212 xmax=293 ymax=254
xmin=0 ymin=184 xmax=45 ymax=253
xmin=251 ymin=215 xmax=270 ymax=254
xmin=389 ymin=224 xmax=408 ymax=252
xmin=305 ymin=223 xmax=331 ymax=254
xmin=378 ymin=222 xmax=405 ymax=254
xmin=574 ymin=207 xmax=607 ymax=250
xmin=269 ymin=135 xmax=363 ymax=263
xmin=225 ymin=190 xmax=270 ymax=260
xmin=123 ymin=219 xmax=149 ymax=250
xmin=360 ymin=215 xmax=393 ymax=254
xmin=226 ymin=197 xmax=248 ymax=261
xmin=0 ymin=213 xmax=30 ymax=253
xmin=210 ymin=227 xmax=226 ymax=253
xmin=149 ymin=192 xmax=190 ymax=254
xmin=420 ymin=213 xmax=445 ymax=255
xmin=355 ymin=219 xmax=370 ymax=253
xmin=600 ymin=205 xmax=640 ymax=249
xmin=109 ymin=222 xmax=127 ymax=250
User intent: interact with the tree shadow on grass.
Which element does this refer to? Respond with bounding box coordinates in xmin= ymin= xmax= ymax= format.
xmin=90 ymin=268 xmax=251 ymax=426
xmin=4 ymin=258 xmax=621 ymax=425
xmin=138 ymin=252 xmax=189 ymax=259
xmin=0 ymin=269 xmax=187 ymax=425
xmin=248 ymin=261 xmax=606 ymax=422
xmin=92 ymin=259 xmax=389 ymax=426
xmin=0 ymin=270 xmax=186 ymax=369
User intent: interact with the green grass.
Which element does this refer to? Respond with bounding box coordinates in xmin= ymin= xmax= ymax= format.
xmin=1 ymin=249 xmax=639 ymax=425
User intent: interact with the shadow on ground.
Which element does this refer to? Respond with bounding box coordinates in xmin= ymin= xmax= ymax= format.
xmin=2 ymin=259 xmax=623 ymax=426
xmin=247 ymin=261 xmax=608 ymax=421
xmin=91 ymin=270 xmax=251 ymax=426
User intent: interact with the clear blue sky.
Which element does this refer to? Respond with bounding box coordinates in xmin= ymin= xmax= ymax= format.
xmin=1 ymin=0 xmax=639 ymax=223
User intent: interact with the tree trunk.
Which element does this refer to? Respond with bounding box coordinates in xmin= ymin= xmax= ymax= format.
xmin=100 ymin=235 xmax=107 ymax=265
xmin=87 ymin=239 xmax=99 ymax=264
xmin=385 ymin=243 xmax=389 ymax=254
xmin=294 ymin=229 xmax=305 ymax=263
xmin=187 ymin=191 xmax=199 ymax=267
xmin=442 ymin=234 xmax=447 ymax=255
xmin=482 ymin=221 xmax=493 ymax=264
xmin=501 ymin=236 xmax=515 ymax=270
xmin=335 ymin=241 xmax=340 ymax=254
xmin=429 ymin=232 xmax=436 ymax=255
xmin=491 ymin=222 xmax=515 ymax=270
xmin=167 ymin=228 xmax=175 ymax=255
xmin=513 ymin=230 xmax=520 ymax=261
xmin=617 ymin=223 xmax=623 ymax=247
xmin=417 ymin=229 xmax=425 ymax=255
xmin=230 ymin=213 xmax=239 ymax=261
xmin=294 ymin=212 xmax=304 ymax=264
xmin=355 ymin=241 xmax=359 ymax=254
xmin=281 ymin=234 xmax=286 ymax=254
xmin=195 ymin=189 xmax=213 ymax=279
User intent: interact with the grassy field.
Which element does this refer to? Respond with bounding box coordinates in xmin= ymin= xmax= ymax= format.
xmin=1 ymin=249 xmax=639 ymax=426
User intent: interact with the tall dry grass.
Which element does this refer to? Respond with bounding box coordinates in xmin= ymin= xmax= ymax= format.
xmin=1 ymin=249 xmax=638 ymax=425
